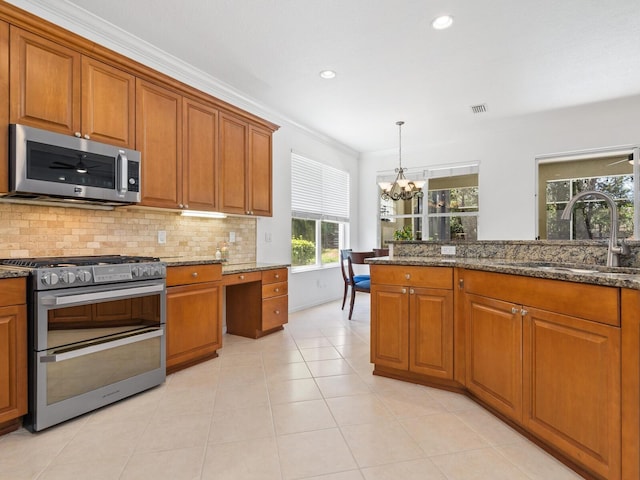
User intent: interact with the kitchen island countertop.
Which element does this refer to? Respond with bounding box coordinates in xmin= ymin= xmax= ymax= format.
xmin=367 ymin=255 xmax=640 ymax=290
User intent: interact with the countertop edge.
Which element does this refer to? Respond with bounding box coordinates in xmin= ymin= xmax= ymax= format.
xmin=367 ymin=256 xmax=640 ymax=290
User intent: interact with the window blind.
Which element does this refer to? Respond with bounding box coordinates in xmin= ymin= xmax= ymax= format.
xmin=291 ymin=153 xmax=350 ymax=222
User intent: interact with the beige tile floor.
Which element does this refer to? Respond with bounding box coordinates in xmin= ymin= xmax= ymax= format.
xmin=0 ymin=300 xmax=585 ymax=480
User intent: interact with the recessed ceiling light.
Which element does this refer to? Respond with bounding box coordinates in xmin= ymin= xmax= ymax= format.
xmin=432 ymin=15 xmax=453 ymax=30
xmin=319 ymin=70 xmax=336 ymax=79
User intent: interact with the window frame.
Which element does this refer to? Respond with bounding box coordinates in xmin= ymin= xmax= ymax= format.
xmin=377 ymin=161 xmax=479 ymax=244
xmin=535 ymin=146 xmax=640 ymax=240
xmin=291 ymin=153 xmax=350 ymax=272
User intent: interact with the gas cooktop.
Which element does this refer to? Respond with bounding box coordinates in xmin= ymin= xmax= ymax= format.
xmin=1 ymin=255 xmax=160 ymax=268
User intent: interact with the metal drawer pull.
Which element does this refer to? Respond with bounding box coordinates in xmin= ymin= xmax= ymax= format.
xmin=40 ymin=328 xmax=163 ymax=363
xmin=405 ymin=273 xmax=411 ymax=280
xmin=275 ymin=274 xmax=279 ymax=279
xmin=521 ymin=309 xmax=528 ymax=316
xmin=410 ymin=288 xmax=415 ymax=294
xmin=41 ymin=284 xmax=164 ymax=306
xmin=274 ymin=310 xmax=280 ymax=315
xmin=401 ymin=288 xmax=407 ymax=294
xmin=192 ymin=272 xmax=198 ymax=278
xmin=239 ymin=275 xmax=245 ymax=280
xmin=511 ymin=307 xmax=519 ymax=314
xmin=274 ymin=288 xmax=280 ymax=292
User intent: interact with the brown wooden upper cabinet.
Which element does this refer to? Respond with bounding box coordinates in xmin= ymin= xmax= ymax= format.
xmin=0 ymin=21 xmax=9 ymax=193
xmin=182 ymin=98 xmax=218 ymax=211
xmin=135 ymin=78 xmax=182 ymax=209
xmin=9 ymin=27 xmax=135 ymax=148
xmin=219 ymin=112 xmax=273 ymax=216
xmin=136 ymin=79 xmax=220 ymax=211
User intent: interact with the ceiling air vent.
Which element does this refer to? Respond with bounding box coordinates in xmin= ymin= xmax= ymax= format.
xmin=470 ymin=103 xmax=487 ymax=114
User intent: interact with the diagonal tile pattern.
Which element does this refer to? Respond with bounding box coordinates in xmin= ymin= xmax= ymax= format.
xmin=0 ymin=300 xmax=585 ymax=480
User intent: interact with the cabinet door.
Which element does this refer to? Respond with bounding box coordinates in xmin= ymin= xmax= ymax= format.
xmin=523 ymin=308 xmax=621 ymax=480
xmin=410 ymin=287 xmax=453 ymax=379
xmin=248 ymin=125 xmax=272 ymax=216
xmin=219 ymin=113 xmax=248 ymax=214
xmin=81 ymin=57 xmax=135 ymax=148
xmin=10 ymin=27 xmax=81 ymax=135
xmin=0 ymin=21 xmax=8 ymax=193
xmin=183 ymin=98 xmax=218 ymax=211
xmin=0 ymin=304 xmax=27 ymax=424
xmin=465 ymin=293 xmax=523 ymax=422
xmin=371 ymin=284 xmax=409 ymax=370
xmin=166 ymin=282 xmax=221 ymax=372
xmin=136 ymin=79 xmax=182 ymax=208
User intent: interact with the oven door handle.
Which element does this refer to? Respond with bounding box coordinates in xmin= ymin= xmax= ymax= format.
xmin=40 ymin=283 xmax=164 ymax=306
xmin=40 ymin=328 xmax=164 ymax=363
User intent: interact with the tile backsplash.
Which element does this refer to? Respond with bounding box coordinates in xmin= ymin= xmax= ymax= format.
xmin=0 ymin=202 xmax=256 ymax=262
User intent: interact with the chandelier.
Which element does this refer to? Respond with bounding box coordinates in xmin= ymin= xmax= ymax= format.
xmin=378 ymin=121 xmax=425 ymax=201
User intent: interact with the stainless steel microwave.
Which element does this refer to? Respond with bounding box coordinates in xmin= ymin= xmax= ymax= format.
xmin=7 ymin=124 xmax=141 ymax=205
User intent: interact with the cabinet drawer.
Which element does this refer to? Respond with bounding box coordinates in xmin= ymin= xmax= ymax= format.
xmin=0 ymin=277 xmax=26 ymax=306
xmin=370 ymin=265 xmax=453 ymax=289
xmin=167 ymin=264 xmax=222 ymax=286
xmin=262 ymin=281 xmax=287 ymax=299
xmin=262 ymin=295 xmax=288 ymax=330
xmin=222 ymin=271 xmax=261 ymax=286
xmin=262 ymin=268 xmax=287 ymax=284
xmin=463 ymin=270 xmax=620 ymax=326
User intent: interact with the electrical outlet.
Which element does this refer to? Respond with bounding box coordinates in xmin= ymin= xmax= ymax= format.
xmin=229 ymin=231 xmax=236 ymax=243
xmin=441 ymin=245 xmax=456 ymax=255
xmin=265 ymin=232 xmax=272 ymax=243
xmin=157 ymin=230 xmax=166 ymax=244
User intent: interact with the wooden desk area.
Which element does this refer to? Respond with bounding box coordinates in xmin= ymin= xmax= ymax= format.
xmin=223 ymin=265 xmax=289 ymax=339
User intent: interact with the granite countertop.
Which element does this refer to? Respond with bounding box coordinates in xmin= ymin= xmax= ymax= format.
xmin=222 ymin=262 xmax=290 ymax=275
xmin=366 ymin=256 xmax=640 ymax=290
xmin=0 ymin=266 xmax=31 ymax=279
xmin=160 ymin=256 xmax=289 ymax=274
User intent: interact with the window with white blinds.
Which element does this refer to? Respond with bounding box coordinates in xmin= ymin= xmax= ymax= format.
xmin=291 ymin=153 xmax=350 ymax=222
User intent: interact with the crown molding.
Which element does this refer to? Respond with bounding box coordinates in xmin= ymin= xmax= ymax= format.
xmin=4 ymin=0 xmax=358 ymax=157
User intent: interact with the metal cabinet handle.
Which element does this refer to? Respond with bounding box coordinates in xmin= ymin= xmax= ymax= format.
xmin=275 ymin=274 xmax=279 ymax=279
xmin=404 ymin=273 xmax=411 ymax=280
xmin=178 ymin=203 xmax=184 ymax=208
xmin=401 ymin=288 xmax=407 ymax=294
xmin=511 ymin=307 xmax=519 ymax=314
xmin=521 ymin=309 xmax=528 ymax=316
xmin=274 ymin=288 xmax=280 ymax=293
xmin=274 ymin=310 xmax=280 ymax=315
xmin=191 ymin=272 xmax=198 ymax=278
xmin=83 ymin=134 xmax=90 ymax=140
xmin=239 ymin=274 xmax=245 ymax=280
xmin=74 ymin=132 xmax=81 ymax=138
xmin=409 ymin=288 xmax=415 ymax=294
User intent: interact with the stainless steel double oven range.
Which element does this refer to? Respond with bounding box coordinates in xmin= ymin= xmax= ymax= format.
xmin=2 ymin=255 xmax=167 ymax=431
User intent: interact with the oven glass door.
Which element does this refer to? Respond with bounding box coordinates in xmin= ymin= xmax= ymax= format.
xmin=31 ymin=280 xmax=166 ymax=430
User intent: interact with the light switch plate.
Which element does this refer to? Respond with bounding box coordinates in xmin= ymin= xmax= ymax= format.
xmin=229 ymin=231 xmax=236 ymax=243
xmin=158 ymin=230 xmax=166 ymax=244
xmin=441 ymin=245 xmax=456 ymax=255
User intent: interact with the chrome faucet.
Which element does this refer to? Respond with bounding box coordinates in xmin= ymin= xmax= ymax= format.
xmin=561 ymin=190 xmax=630 ymax=267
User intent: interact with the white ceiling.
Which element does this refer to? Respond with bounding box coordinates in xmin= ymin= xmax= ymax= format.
xmin=14 ymin=0 xmax=640 ymax=154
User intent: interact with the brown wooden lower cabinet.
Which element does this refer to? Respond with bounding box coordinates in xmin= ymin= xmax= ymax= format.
xmin=370 ymin=265 xmax=626 ymax=480
xmin=0 ymin=277 xmax=27 ymax=435
xmin=224 ymin=267 xmax=288 ymax=339
xmin=523 ymin=307 xmax=620 ymax=480
xmin=166 ymin=265 xmax=222 ymax=374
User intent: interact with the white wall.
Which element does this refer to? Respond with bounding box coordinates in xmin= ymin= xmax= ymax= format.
xmin=359 ymin=94 xmax=640 ymax=247
xmin=256 ymin=124 xmax=360 ymax=312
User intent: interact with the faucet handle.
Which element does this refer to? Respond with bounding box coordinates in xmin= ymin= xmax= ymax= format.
xmin=619 ymin=238 xmax=631 ymax=255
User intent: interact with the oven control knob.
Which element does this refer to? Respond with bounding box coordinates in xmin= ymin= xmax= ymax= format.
xmin=77 ymin=270 xmax=92 ymax=282
xmin=132 ymin=266 xmax=148 ymax=277
xmin=41 ymin=272 xmax=59 ymax=286
xmin=60 ymin=271 xmax=76 ymax=284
